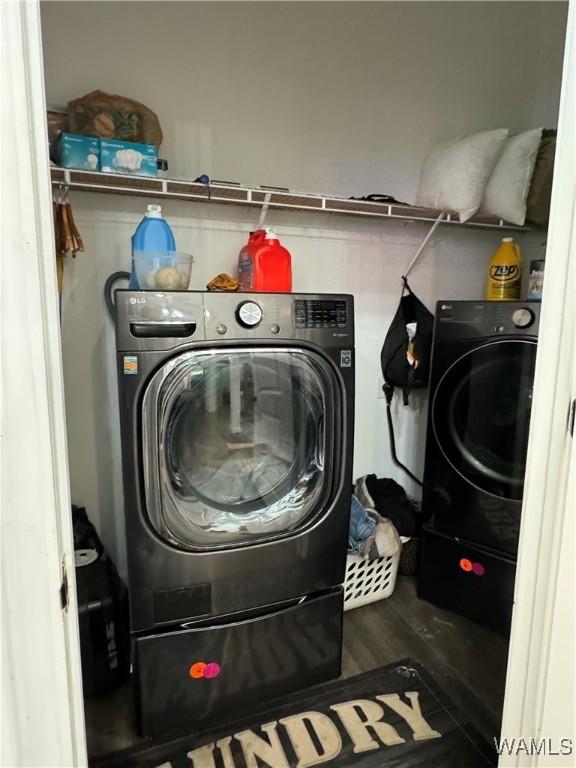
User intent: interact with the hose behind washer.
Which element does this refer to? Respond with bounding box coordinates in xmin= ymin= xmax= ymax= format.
xmin=104 ymin=271 xmax=131 ymax=320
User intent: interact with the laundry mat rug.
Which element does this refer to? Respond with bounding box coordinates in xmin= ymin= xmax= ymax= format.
xmin=91 ymin=660 xmax=495 ymax=768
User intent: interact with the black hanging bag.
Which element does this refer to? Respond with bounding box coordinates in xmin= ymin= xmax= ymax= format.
xmin=381 ymin=278 xmax=434 ymax=404
xmin=380 ymin=279 xmax=434 ymax=486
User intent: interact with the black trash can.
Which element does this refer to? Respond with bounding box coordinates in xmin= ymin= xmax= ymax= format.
xmin=73 ymin=506 xmax=130 ymax=696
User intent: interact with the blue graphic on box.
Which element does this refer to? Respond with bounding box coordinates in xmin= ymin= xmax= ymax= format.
xmin=54 ymin=132 xmax=99 ymax=171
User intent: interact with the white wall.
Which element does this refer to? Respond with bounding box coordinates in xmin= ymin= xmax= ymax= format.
xmin=42 ymin=2 xmax=567 ymax=202
xmin=41 ymin=1 xmax=566 ymax=574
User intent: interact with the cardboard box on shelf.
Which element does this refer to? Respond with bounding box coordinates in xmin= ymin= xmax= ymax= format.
xmin=52 ymin=132 xmax=99 ymax=171
xmin=99 ymin=138 xmax=157 ymax=177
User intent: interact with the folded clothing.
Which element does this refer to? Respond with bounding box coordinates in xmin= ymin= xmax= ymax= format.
xmin=364 ymin=517 xmax=402 ymax=561
xmin=348 ymin=495 xmax=376 ymax=553
xmin=355 ymin=475 xmax=420 ymax=537
xmin=348 ymin=493 xmax=402 ymax=561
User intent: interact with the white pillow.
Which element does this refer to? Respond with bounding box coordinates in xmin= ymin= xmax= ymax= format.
xmin=416 ymin=129 xmax=509 ymax=222
xmin=480 ymin=128 xmax=543 ymax=225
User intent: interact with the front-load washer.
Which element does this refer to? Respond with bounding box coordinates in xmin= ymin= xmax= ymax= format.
xmin=422 ymin=300 xmax=539 ymax=556
xmin=114 ymin=291 xmax=354 ymax=735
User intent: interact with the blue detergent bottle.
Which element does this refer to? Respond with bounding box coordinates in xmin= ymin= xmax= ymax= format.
xmin=130 ymin=204 xmax=176 ymax=289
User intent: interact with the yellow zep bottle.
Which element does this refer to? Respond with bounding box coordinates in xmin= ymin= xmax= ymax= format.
xmin=486 ymin=237 xmax=522 ymax=300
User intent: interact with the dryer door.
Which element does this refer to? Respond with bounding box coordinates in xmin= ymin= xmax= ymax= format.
xmin=142 ymin=347 xmax=340 ymax=549
xmin=432 ymin=339 xmax=537 ymax=501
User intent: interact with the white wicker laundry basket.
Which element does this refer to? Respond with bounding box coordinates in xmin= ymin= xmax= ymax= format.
xmin=343 ymin=549 xmax=401 ymax=611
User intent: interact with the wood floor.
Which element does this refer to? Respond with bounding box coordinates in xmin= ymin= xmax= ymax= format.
xmin=85 ymin=575 xmax=509 ymax=759
xmin=341 ymin=576 xmax=509 ymax=744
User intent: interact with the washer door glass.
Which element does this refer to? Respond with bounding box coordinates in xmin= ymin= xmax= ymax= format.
xmin=432 ymin=340 xmax=537 ymax=500
xmin=143 ymin=347 xmax=339 ymax=549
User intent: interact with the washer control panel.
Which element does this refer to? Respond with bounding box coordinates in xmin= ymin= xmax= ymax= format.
xmin=295 ymin=299 xmax=348 ymax=329
xmin=201 ymin=292 xmax=354 ymax=344
xmin=116 ymin=291 xmax=354 ymax=348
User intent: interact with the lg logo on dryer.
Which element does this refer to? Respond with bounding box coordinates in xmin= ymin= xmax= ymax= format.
xmin=128 ymin=296 xmax=146 ymax=305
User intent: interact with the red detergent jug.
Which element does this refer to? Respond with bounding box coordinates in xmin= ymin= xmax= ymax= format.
xmin=238 ymin=228 xmax=292 ymax=292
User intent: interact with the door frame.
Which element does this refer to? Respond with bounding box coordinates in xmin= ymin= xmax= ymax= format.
xmin=1 ymin=1 xmax=86 ymax=766
xmin=499 ymin=1 xmax=576 ymax=763
xmin=0 ymin=1 xmax=573 ymax=766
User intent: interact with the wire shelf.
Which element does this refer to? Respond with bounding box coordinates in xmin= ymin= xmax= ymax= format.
xmin=50 ymin=167 xmax=528 ymax=231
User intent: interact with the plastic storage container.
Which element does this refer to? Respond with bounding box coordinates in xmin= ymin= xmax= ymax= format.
xmin=238 ymin=227 xmax=292 ymax=292
xmin=134 ymin=250 xmax=194 ymax=290
xmin=130 ymin=204 xmax=176 ymax=289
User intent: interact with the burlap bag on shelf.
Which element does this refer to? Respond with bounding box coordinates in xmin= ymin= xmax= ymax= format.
xmin=68 ymin=90 xmax=163 ymax=147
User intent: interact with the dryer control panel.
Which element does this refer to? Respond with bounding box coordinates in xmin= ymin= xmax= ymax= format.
xmin=435 ymin=300 xmax=540 ymax=340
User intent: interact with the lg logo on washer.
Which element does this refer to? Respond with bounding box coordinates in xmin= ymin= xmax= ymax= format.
xmin=459 ymin=558 xmax=485 ymax=576
xmin=189 ymin=661 xmax=221 ymax=680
